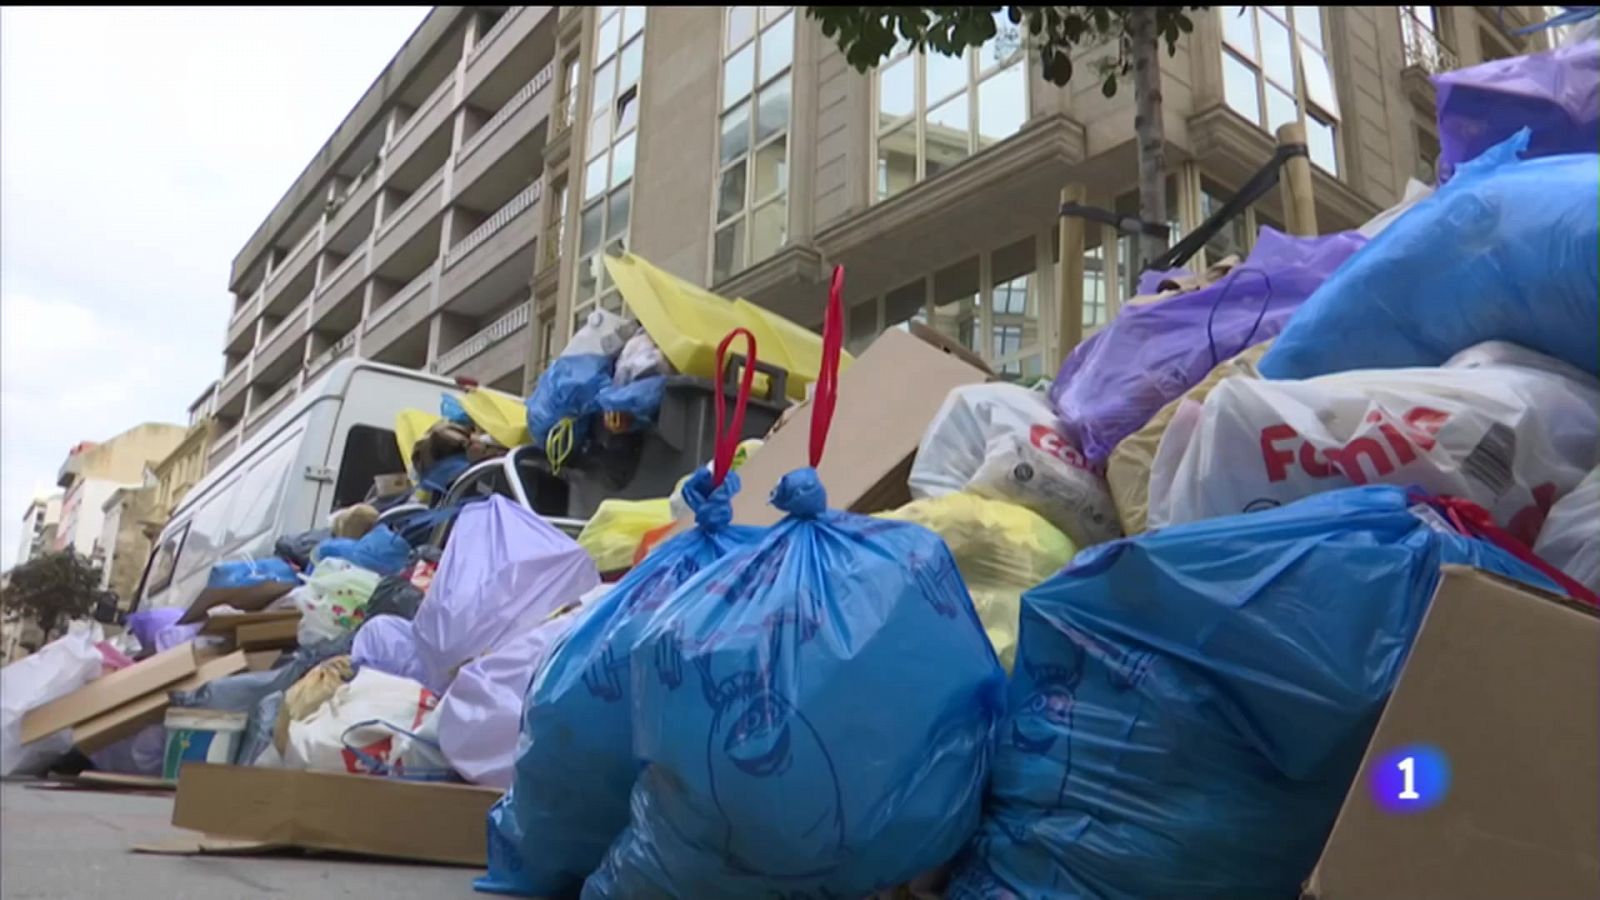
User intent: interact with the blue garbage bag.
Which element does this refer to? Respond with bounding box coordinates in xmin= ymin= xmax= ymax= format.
xmin=418 ymin=453 xmax=471 ymax=497
xmin=526 ymin=354 xmax=613 ymax=461
xmin=595 ymin=375 xmax=666 ymax=433
xmin=587 ymin=467 xmax=1006 ymax=900
xmin=206 ymin=557 xmax=299 ymax=590
xmin=477 ymin=468 xmax=764 ymax=898
xmin=947 ymin=485 xmax=1558 ymax=900
xmin=443 ymin=393 xmax=474 ymax=427
xmin=1261 ymin=129 xmax=1600 ymax=380
xmin=313 ymin=525 xmax=411 ymax=577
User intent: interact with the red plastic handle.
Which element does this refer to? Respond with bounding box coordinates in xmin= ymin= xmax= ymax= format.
xmin=809 ymin=266 xmax=845 ymax=468
xmin=1431 ymin=494 xmax=1600 ymax=607
xmin=712 ymin=327 xmax=759 ymax=487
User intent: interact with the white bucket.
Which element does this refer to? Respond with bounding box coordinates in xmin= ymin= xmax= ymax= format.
xmin=162 ymin=708 xmax=248 ymax=780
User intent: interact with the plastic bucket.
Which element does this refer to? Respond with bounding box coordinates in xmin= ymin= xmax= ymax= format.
xmin=162 ymin=708 xmax=248 ymax=780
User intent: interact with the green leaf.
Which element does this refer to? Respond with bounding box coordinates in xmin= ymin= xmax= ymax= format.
xmin=1102 ymin=72 xmax=1118 ymax=97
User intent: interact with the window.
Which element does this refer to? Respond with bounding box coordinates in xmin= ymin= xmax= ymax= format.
xmin=713 ymin=6 xmax=795 ymax=283
xmin=140 ymin=521 xmax=190 ymax=599
xmin=1199 ymin=177 xmax=1250 ymax=267
xmin=573 ymin=6 xmax=646 ymax=336
xmin=1415 ymin=126 xmax=1440 ymax=184
xmin=873 ymin=10 xmax=1028 ymax=201
xmin=332 ymin=425 xmax=405 ymax=510
xmin=1220 ymin=7 xmax=1341 ymax=175
xmin=559 ymin=53 xmax=582 ymax=128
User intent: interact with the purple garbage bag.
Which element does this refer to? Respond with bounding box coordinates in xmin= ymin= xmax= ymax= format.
xmin=1434 ymin=40 xmax=1599 ymax=183
xmin=125 ymin=608 xmax=185 ymax=654
xmin=412 ymin=495 xmax=598 ymax=690
xmin=1049 ymin=227 xmax=1367 ymax=464
xmin=352 ymin=615 xmax=434 ymax=687
xmin=437 ymin=597 xmax=597 ymax=788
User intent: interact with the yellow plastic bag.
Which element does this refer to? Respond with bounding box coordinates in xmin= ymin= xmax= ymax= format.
xmin=578 ymin=498 xmax=674 ymax=573
xmin=878 ymin=493 xmax=1074 ymax=673
xmin=395 ymin=409 xmax=442 ymax=472
xmin=1106 ymin=341 xmax=1271 ymax=534
xmin=459 ymin=388 xmax=531 ymax=449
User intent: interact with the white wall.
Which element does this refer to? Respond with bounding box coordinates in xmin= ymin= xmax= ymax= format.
xmin=57 ymin=478 xmax=125 ymax=560
xmin=97 ymin=498 xmax=125 ymax=588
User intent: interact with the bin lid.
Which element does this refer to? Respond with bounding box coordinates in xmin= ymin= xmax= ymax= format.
xmin=604 ymin=252 xmax=848 ymax=401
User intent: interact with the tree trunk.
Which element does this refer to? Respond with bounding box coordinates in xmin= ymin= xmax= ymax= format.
xmin=1129 ymin=8 xmax=1169 ymax=268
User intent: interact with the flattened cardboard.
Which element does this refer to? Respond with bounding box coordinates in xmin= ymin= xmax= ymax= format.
xmin=200 ymin=610 xmax=300 ymax=636
xmin=70 ymin=650 xmax=248 ymax=755
xmin=172 ymin=764 xmax=502 ymax=867
xmin=30 ymin=772 xmax=176 ymax=794
xmin=177 ymin=581 xmax=296 ymax=625
xmin=133 ymin=835 xmax=290 ymax=857
xmin=686 ymin=327 xmax=991 ymax=531
xmin=1303 ymin=567 xmax=1600 ymax=900
xmin=20 ymin=643 xmax=199 ymax=745
xmin=245 ymin=650 xmax=282 ymax=672
xmin=234 ymin=617 xmax=299 ymax=650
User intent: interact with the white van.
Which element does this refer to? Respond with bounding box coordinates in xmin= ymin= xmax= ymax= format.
xmin=135 ymin=359 xmax=475 ymax=612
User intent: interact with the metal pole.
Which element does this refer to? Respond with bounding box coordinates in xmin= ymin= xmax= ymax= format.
xmin=1057 ymin=184 xmax=1086 ymax=365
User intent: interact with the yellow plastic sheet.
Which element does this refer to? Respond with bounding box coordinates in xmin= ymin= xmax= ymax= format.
xmin=459 ymin=388 xmax=531 ymax=449
xmin=603 ymin=252 xmax=850 ymax=401
xmin=394 ymin=409 xmax=442 ymax=472
xmin=578 ymin=498 xmax=674 ymax=573
xmin=878 ymin=493 xmax=1075 ymax=673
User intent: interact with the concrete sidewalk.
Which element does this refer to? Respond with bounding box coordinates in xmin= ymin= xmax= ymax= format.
xmin=0 ymin=782 xmax=480 ymax=898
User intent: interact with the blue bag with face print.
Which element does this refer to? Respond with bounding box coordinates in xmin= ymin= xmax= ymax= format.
xmin=583 ymin=269 xmax=1006 ymax=900
xmin=476 ymin=332 xmax=770 ymax=899
xmin=946 ymin=485 xmax=1560 ymax=900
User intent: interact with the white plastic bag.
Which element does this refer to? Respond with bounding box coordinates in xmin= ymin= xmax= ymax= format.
xmin=968 ymin=431 xmax=1123 ymax=548
xmin=911 ymin=383 xmax=1058 ymax=498
xmin=1 ymin=623 xmax=105 ymax=777
xmin=563 ymin=309 xmax=634 ymax=359
xmin=293 ymin=559 xmax=381 ymax=646
xmin=284 ymin=667 xmax=451 ymax=778
xmin=613 ymin=331 xmax=672 ymax=385
xmin=1534 ymin=467 xmax=1600 ymax=594
xmin=1149 ymin=341 xmax=1600 ymax=540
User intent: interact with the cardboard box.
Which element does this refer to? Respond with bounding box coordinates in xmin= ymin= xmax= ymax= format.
xmin=689 ymin=326 xmax=991 ymax=531
xmin=245 ymin=650 xmax=283 ymax=672
xmin=172 ymin=764 xmax=502 ymax=867
xmin=234 ymin=617 xmax=299 ymax=651
xmin=1303 ymin=567 xmax=1600 ymax=900
xmin=70 ymin=650 xmax=248 ymax=755
xmin=20 ymin=643 xmax=199 ymax=745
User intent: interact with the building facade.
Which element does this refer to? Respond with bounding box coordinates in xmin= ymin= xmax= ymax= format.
xmin=13 ymin=493 xmax=63 ymax=569
xmin=213 ymin=6 xmax=1553 ymax=447
xmin=97 ymin=484 xmax=161 ymax=607
xmin=54 ymin=423 xmax=187 ymax=562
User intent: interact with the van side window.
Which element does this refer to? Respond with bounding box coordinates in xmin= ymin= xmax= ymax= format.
xmin=334 ymin=425 xmax=406 ymax=509
xmin=142 ymin=522 xmax=191 ymax=599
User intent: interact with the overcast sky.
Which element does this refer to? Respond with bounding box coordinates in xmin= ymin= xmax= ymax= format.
xmin=0 ymin=7 xmax=430 ymax=568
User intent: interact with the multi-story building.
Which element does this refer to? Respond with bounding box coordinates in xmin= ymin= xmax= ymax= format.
xmin=97 ymin=483 xmax=160 ymax=607
xmin=13 ymin=493 xmax=63 ymax=569
xmin=213 ymin=5 xmax=1553 ymax=451
xmin=147 ymin=381 xmax=221 ymax=519
xmin=54 ymin=423 xmax=187 ymax=561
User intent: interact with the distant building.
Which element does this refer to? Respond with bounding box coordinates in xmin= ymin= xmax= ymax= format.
xmin=146 ymin=382 xmax=221 ymax=524
xmin=54 ymin=423 xmax=188 ymax=562
xmin=14 ymin=493 xmax=63 ymax=568
xmin=97 ymin=484 xmax=161 ymax=609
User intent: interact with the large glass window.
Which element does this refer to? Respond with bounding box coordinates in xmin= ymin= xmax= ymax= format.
xmin=714 ymin=6 xmax=795 ymax=284
xmin=1220 ymin=7 xmax=1341 ymax=175
xmin=873 ymin=11 xmax=1028 ymax=202
xmin=573 ymin=6 xmax=645 ymax=335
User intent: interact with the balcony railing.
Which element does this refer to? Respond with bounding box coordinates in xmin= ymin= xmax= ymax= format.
xmin=1401 ymin=17 xmax=1459 ymax=74
xmin=268 ymin=226 xmax=319 ymax=287
xmin=367 ymin=267 xmax=434 ymax=332
xmin=305 ymin=330 xmax=358 ymax=381
xmin=468 ymin=7 xmax=519 ymax=64
xmin=259 ymin=298 xmax=309 ymax=353
xmin=444 ymin=181 xmax=543 ymax=269
xmin=318 ymin=247 xmax=364 ymax=296
xmin=460 ymin=63 xmax=556 ymax=161
xmin=385 ymin=72 xmax=456 ymax=157
xmin=430 ymin=301 xmax=531 ymax=374
xmin=377 ymin=166 xmax=445 ymax=239
xmin=249 ymin=379 xmax=297 ymax=424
